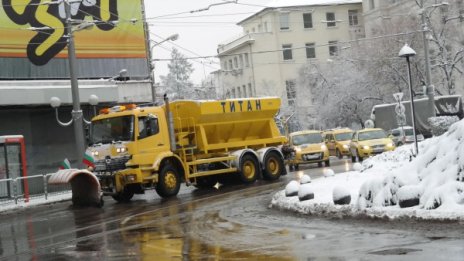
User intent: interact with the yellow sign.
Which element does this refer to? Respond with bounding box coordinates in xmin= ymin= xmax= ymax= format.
xmin=0 ymin=0 xmax=147 ymax=66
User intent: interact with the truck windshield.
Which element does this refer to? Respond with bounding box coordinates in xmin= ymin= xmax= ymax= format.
xmin=292 ymin=133 xmax=323 ymax=145
xmin=335 ymin=132 xmax=352 ymax=141
xmin=359 ymin=130 xmax=387 ymax=141
xmin=90 ymin=116 xmax=134 ymax=145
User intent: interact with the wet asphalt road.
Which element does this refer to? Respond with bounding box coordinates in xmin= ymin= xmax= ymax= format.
xmin=1 ymin=158 xmax=464 ymax=260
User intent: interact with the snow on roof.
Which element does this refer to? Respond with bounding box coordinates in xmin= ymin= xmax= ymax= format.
xmin=238 ymin=0 xmax=361 ymax=24
xmin=265 ymin=0 xmax=362 ymax=8
xmin=272 ymin=118 xmax=464 ymax=220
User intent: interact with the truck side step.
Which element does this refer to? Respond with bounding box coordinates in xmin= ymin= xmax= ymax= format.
xmin=186 ymin=156 xmax=236 ymax=166
xmin=188 ymin=167 xmax=238 ymax=178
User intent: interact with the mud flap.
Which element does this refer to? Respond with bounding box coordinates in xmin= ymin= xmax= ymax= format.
xmin=48 ymin=169 xmax=102 ymax=207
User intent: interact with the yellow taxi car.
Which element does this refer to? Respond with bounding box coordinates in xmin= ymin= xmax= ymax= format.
xmin=287 ymin=130 xmax=330 ymax=170
xmin=323 ymin=128 xmax=353 ymax=159
xmin=349 ymin=128 xmax=395 ymax=162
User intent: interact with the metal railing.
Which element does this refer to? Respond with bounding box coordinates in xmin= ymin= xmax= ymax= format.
xmin=0 ymin=174 xmax=71 ymax=208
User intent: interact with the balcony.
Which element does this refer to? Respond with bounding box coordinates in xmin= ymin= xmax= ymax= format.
xmin=217 ymin=33 xmax=256 ymax=55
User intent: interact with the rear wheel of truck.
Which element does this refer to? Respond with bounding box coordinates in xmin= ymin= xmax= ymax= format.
xmin=156 ymin=164 xmax=181 ymax=198
xmin=336 ymin=149 xmax=343 ymax=159
xmin=112 ymin=188 xmax=134 ymax=203
xmin=263 ymin=151 xmax=285 ymax=181
xmin=238 ymin=154 xmax=259 ymax=184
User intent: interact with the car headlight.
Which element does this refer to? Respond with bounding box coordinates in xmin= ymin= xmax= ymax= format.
xmin=386 ymin=143 xmax=394 ymax=147
xmin=362 ymin=145 xmax=370 ymax=150
xmin=116 ymin=147 xmax=127 ymax=153
xmin=321 ymin=144 xmax=327 ymax=150
xmin=294 ymin=147 xmax=301 ymax=152
xmin=91 ymin=150 xmax=99 ymax=157
xmin=343 ymin=144 xmax=349 ymax=149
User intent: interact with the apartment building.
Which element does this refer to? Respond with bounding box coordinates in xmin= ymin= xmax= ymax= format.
xmin=217 ymin=0 xmax=364 ymax=128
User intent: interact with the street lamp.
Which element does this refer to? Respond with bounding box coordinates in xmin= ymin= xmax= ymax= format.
xmin=399 ymin=44 xmax=419 ymax=156
xmin=149 ymin=34 xmax=179 ymax=103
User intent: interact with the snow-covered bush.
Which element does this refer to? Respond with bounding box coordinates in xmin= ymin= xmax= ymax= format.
xmin=323 ymin=169 xmax=334 ymax=177
xmin=300 ymin=174 xmax=311 ymax=184
xmin=298 ymin=183 xmax=314 ymax=201
xmin=397 ymin=185 xmax=422 ymax=208
xmin=333 ymin=186 xmax=351 ymax=205
xmin=285 ymin=180 xmax=299 ymax=197
xmin=428 ymin=116 xmax=459 ymax=136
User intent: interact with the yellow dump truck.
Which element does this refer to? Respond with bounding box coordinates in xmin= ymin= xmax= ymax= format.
xmin=51 ymin=96 xmax=287 ymax=206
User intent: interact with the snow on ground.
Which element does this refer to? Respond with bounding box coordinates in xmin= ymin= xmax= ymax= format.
xmin=271 ymin=120 xmax=464 ymax=221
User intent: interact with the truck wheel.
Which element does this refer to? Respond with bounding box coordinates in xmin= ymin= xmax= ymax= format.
xmin=357 ymin=150 xmax=363 ymax=162
xmin=325 ymin=159 xmax=330 ymax=167
xmin=238 ymin=154 xmax=259 ymax=184
xmin=156 ymin=164 xmax=181 ymax=198
xmin=112 ymin=188 xmax=134 ymax=203
xmin=263 ymin=151 xmax=285 ymax=181
xmin=336 ymin=149 xmax=343 ymax=159
xmin=351 ymin=152 xmax=356 ymax=162
xmin=318 ymin=162 xmax=322 ymax=167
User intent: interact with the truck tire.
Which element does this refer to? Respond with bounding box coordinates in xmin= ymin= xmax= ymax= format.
xmin=325 ymin=159 xmax=330 ymax=167
xmin=112 ymin=188 xmax=134 ymax=203
xmin=336 ymin=149 xmax=343 ymax=159
xmin=156 ymin=164 xmax=181 ymax=198
xmin=263 ymin=151 xmax=285 ymax=181
xmin=357 ymin=150 xmax=363 ymax=162
xmin=194 ymin=176 xmax=217 ymax=189
xmin=238 ymin=154 xmax=259 ymax=184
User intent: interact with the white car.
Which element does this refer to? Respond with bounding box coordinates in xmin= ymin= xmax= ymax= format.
xmin=389 ymin=126 xmax=424 ymax=146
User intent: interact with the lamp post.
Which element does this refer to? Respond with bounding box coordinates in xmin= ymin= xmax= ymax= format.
xmin=48 ymin=0 xmax=97 ymax=168
xmin=399 ymin=44 xmax=419 ymax=156
xmin=148 ymin=34 xmax=179 ymax=103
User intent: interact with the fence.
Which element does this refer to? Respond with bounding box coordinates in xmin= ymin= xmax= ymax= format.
xmin=0 ymin=174 xmax=71 ymax=208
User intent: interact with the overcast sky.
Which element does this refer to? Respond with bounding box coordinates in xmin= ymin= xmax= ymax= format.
xmin=144 ymin=0 xmax=271 ymax=85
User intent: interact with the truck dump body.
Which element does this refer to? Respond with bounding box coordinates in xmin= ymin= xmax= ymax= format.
xmin=167 ymin=98 xmax=286 ymax=153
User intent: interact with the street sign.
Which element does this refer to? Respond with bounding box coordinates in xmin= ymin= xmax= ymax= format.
xmin=393 ymin=92 xmax=404 ymax=102
xmin=395 ymin=103 xmax=406 ymax=115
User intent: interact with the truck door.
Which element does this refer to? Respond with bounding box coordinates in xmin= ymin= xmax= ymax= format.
xmin=136 ymin=114 xmax=169 ymax=165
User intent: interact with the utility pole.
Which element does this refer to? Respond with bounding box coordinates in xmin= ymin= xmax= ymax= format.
xmin=420 ymin=0 xmax=436 ymax=117
xmin=64 ymin=0 xmax=86 ymax=168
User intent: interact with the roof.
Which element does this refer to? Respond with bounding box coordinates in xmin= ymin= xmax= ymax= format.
xmin=238 ymin=0 xmax=362 ymax=24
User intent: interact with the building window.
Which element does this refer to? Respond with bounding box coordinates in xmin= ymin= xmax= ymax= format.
xmin=233 ymin=57 xmax=238 ymax=68
xmin=258 ymin=24 xmax=262 ymax=32
xmin=282 ymin=44 xmax=293 ymax=60
xmin=303 ymin=13 xmax=313 ymax=29
xmin=244 ymin=53 xmax=250 ymax=67
xmin=228 ymin=60 xmax=233 ymax=70
xmin=239 ymin=54 xmax=243 ymax=68
xmin=223 ymin=61 xmax=227 ymax=71
xmin=285 ymin=80 xmax=296 ymax=106
xmin=280 ymin=12 xmax=290 ymax=30
xmin=369 ymin=0 xmax=375 ymax=10
xmin=231 ymin=88 xmax=235 ymax=98
xmin=252 ymin=27 xmax=256 ymax=33
xmin=243 ymin=85 xmax=247 ymax=97
xmin=237 ymin=86 xmax=241 ymax=97
xmin=348 ymin=10 xmax=359 ymax=26
xmin=264 ymin=21 xmax=268 ymax=32
xmin=248 ymin=83 xmax=253 ymax=97
xmin=326 ymin=12 xmax=336 ymax=27
xmin=305 ymin=43 xmax=316 ymax=58
xmin=329 ymin=41 xmax=338 ymax=56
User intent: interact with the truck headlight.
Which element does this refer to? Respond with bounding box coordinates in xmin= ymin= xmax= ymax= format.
xmin=91 ymin=150 xmax=99 ymax=157
xmin=362 ymin=145 xmax=370 ymax=150
xmin=343 ymin=144 xmax=349 ymax=149
xmin=116 ymin=147 xmax=127 ymax=153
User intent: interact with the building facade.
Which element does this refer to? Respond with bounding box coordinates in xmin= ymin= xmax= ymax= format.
xmin=216 ymin=0 xmax=364 ymax=129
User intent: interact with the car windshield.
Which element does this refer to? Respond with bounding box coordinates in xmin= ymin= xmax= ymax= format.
xmin=358 ymin=130 xmax=387 ymax=141
xmin=292 ymin=133 xmax=323 ymax=145
xmin=90 ymin=116 xmax=134 ymax=145
xmin=335 ymin=132 xmax=352 ymax=141
xmin=404 ymin=128 xmax=414 ymax=136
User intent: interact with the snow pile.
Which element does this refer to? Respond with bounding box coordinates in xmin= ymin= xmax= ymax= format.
xmin=428 ymin=116 xmax=459 ymax=136
xmin=285 ymin=180 xmax=299 ymax=197
xmin=271 ymin=119 xmax=464 ymax=220
xmin=323 ymin=168 xmax=334 ymax=177
xmin=300 ymin=174 xmax=311 ymax=184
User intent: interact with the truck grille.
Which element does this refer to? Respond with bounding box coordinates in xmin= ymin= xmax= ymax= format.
xmin=94 ymin=156 xmax=130 ymax=173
